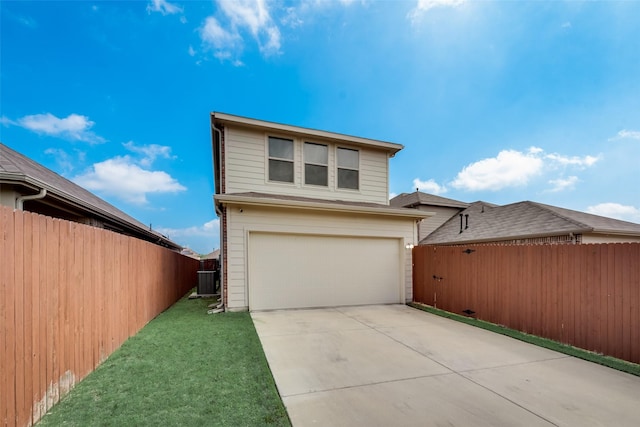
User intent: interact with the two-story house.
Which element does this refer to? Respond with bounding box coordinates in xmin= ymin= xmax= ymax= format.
xmin=211 ymin=113 xmax=431 ymax=311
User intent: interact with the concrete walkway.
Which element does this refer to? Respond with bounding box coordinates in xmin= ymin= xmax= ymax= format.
xmin=251 ymin=304 xmax=640 ymax=427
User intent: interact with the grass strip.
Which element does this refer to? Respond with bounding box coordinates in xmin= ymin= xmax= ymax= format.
xmin=38 ymin=293 xmax=291 ymax=426
xmin=408 ymin=302 xmax=640 ymax=377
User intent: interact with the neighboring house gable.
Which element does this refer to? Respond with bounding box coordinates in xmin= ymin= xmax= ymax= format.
xmin=391 ymin=191 xmax=469 ymax=241
xmin=421 ymin=200 xmax=640 ymax=245
xmin=211 ymin=113 xmax=430 ymax=311
xmin=0 ymin=143 xmax=181 ymax=250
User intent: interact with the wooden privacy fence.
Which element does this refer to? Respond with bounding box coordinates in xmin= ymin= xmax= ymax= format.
xmin=413 ymin=243 xmax=640 ymax=365
xmin=0 ymin=206 xmax=200 ymax=427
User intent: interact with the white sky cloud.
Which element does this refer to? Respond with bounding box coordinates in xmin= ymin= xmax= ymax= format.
xmin=408 ymin=0 xmax=466 ymax=24
xmin=413 ymin=178 xmax=447 ymax=195
xmin=156 ymin=219 xmax=219 ymax=239
xmin=155 ymin=219 xmax=220 ymax=253
xmin=451 ymin=147 xmax=543 ymax=191
xmin=123 ymin=141 xmax=175 ymax=167
xmin=73 ymin=156 xmax=186 ymax=205
xmin=544 ymin=153 xmax=600 ymax=168
xmin=200 ymin=15 xmax=240 ymax=51
xmin=450 ymin=146 xmax=600 ymax=192
xmin=146 ymin=0 xmax=183 ymax=15
xmin=587 ymin=203 xmax=640 ymax=223
xmin=200 ymin=0 xmax=281 ymax=60
xmin=44 ymin=148 xmax=76 ymax=175
xmin=1 ymin=116 xmax=15 ymax=126
xmin=610 ymin=129 xmax=640 ymax=141
xmin=11 ymin=113 xmax=105 ymax=144
xmin=547 ymin=175 xmax=578 ymax=192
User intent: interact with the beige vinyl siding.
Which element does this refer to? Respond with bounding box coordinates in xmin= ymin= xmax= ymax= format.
xmin=224 ymin=126 xmax=390 ymax=205
xmin=417 ymin=206 xmax=462 ymax=241
xmin=0 ymin=185 xmax=19 ymax=208
xmin=224 ymin=205 xmax=416 ymax=311
xmin=225 ymin=127 xmax=266 ymax=192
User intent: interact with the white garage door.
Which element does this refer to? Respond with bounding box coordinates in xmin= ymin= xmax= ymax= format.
xmin=248 ymin=232 xmax=402 ymax=310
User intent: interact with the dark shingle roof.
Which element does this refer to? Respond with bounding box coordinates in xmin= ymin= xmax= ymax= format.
xmin=390 ymin=191 xmax=469 ymax=209
xmin=421 ymin=200 xmax=640 ymax=245
xmin=0 ymin=143 xmax=181 ymax=249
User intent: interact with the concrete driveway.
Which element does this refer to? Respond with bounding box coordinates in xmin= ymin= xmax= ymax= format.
xmin=251 ymin=304 xmax=640 ymax=427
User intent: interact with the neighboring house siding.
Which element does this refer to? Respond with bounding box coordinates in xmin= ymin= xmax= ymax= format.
xmin=582 ymin=234 xmax=640 ymax=244
xmin=224 ymin=126 xmax=389 ymax=205
xmin=417 ymin=205 xmax=461 ymax=241
xmin=224 ymin=205 xmax=415 ymax=310
xmin=0 ymin=185 xmax=19 ymax=208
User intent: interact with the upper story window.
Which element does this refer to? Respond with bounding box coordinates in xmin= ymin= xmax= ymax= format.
xmin=268 ymin=136 xmax=294 ymax=183
xmin=304 ymin=142 xmax=328 ymax=186
xmin=337 ymin=147 xmax=359 ymax=190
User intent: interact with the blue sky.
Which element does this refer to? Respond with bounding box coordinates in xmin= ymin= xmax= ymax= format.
xmin=2 ymin=0 xmax=639 ymax=254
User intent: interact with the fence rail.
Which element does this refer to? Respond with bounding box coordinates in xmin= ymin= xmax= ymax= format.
xmin=413 ymin=243 xmax=640 ymax=364
xmin=1 ymin=206 xmax=199 ymax=427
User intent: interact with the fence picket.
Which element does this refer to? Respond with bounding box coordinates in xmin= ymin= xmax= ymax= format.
xmin=0 ymin=206 xmax=199 ymax=427
xmin=413 ymin=243 xmax=640 ymax=364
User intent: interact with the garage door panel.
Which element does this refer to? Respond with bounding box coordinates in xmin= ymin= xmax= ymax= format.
xmin=249 ymin=233 xmax=401 ymax=310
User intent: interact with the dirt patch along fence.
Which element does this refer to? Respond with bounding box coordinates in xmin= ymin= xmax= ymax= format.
xmin=413 ymin=243 xmax=640 ymax=365
xmin=1 ymin=206 xmax=200 ymax=427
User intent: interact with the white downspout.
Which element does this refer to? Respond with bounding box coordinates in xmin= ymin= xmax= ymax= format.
xmin=16 ymin=188 xmax=47 ymax=210
xmin=211 ymin=123 xmax=225 ymax=313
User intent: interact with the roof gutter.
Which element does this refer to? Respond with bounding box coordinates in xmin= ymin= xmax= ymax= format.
xmin=16 ymin=188 xmax=47 ymax=210
xmin=5 ymin=176 xmax=181 ymax=250
xmin=210 ymin=119 xmax=225 ymax=312
xmin=215 ymin=194 xmax=433 ymax=219
xmin=211 ymin=121 xmax=223 ymax=217
xmin=423 ymin=229 xmax=595 ymax=246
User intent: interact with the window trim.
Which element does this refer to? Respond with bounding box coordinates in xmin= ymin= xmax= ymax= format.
xmin=303 ymin=141 xmax=329 ymax=187
xmin=266 ymin=135 xmax=295 ymax=184
xmin=336 ymin=146 xmax=360 ymax=191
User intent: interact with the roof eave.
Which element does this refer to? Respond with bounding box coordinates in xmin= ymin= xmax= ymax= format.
xmin=2 ymin=174 xmax=182 ymax=250
xmin=423 ymin=229 xmax=594 ymax=245
xmin=211 ymin=112 xmax=403 ymax=155
xmin=215 ymin=194 xmax=433 ymax=219
xmin=588 ymin=229 xmax=640 ymax=237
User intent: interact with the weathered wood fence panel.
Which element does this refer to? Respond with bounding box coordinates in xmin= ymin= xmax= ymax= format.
xmin=413 ymin=243 xmax=640 ymax=364
xmin=1 ymin=206 xmax=200 ymax=427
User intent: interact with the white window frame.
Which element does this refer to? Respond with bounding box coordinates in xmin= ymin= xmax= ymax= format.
xmin=303 ymin=142 xmax=329 ymax=187
xmin=336 ymin=147 xmax=360 ymax=191
xmin=266 ymin=135 xmax=295 ymax=184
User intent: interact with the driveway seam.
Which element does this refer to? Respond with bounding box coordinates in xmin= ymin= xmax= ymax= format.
xmin=455 ymin=355 xmax=570 ymax=374
xmin=280 ymin=371 xmax=457 ymax=398
xmin=339 ymin=309 xmax=561 ymax=427
xmin=456 ymin=371 xmax=560 ymax=427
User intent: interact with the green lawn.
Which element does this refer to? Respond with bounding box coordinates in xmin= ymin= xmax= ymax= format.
xmin=409 ymin=302 xmax=640 ymax=377
xmin=37 ymin=294 xmax=290 ymax=426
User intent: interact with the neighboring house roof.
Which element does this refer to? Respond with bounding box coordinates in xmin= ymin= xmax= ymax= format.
xmin=181 ymin=248 xmax=201 ymax=259
xmin=212 ymin=112 xmax=404 ymax=156
xmin=421 ymin=200 xmax=640 ymax=245
xmin=0 ymin=143 xmax=181 ymax=250
xmin=215 ymin=192 xmax=432 ymax=219
xmin=390 ymin=191 xmax=470 ymax=209
xmin=202 ymin=249 xmax=220 ymax=260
